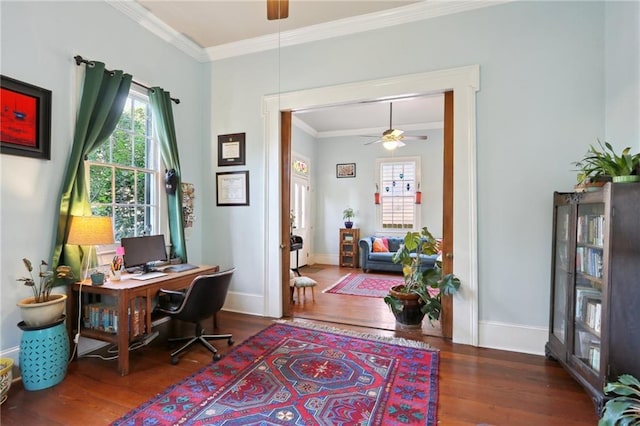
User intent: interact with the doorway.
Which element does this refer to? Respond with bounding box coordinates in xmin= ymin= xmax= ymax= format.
xmin=263 ymin=66 xmax=480 ymax=346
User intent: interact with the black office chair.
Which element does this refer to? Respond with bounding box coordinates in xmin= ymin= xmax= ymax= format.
xmin=155 ymin=268 xmax=235 ymax=364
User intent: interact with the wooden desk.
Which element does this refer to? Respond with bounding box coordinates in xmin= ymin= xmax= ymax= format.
xmin=66 ymin=265 xmax=218 ymax=376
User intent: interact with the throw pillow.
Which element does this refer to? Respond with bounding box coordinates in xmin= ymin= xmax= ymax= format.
xmin=372 ymin=237 xmax=389 ymax=253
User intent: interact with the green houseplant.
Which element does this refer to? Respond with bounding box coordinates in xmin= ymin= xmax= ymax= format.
xmin=573 ymin=140 xmax=640 ymax=186
xmin=599 ymin=374 xmax=640 ymax=426
xmin=342 ymin=207 xmax=355 ymax=229
xmin=16 ymin=259 xmax=75 ymax=327
xmin=384 ymin=226 xmax=460 ymax=327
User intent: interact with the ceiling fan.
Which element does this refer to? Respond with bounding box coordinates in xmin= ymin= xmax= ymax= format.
xmin=364 ymin=102 xmax=428 ymax=150
xmin=267 ymin=0 xmax=289 ymax=20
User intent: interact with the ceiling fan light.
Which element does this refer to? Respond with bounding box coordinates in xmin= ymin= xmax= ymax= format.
xmin=383 ymin=140 xmax=399 ymax=150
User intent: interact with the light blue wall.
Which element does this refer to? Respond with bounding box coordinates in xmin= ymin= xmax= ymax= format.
xmin=310 ymin=130 xmax=444 ymax=257
xmin=0 ymin=2 xmax=205 ymax=352
xmin=1 ymin=1 xmax=637 ymax=357
xmin=604 ymin=1 xmax=640 ymax=148
xmin=208 ymin=1 xmax=627 ymax=332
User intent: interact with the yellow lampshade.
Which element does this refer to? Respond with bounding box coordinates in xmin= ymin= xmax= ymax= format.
xmin=67 ymin=216 xmax=114 ymax=246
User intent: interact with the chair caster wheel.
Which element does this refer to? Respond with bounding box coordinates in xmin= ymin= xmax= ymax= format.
xmin=228 ymin=338 xmax=234 ymax=346
xmin=171 ymin=356 xmax=180 ymax=365
xmin=213 ymin=353 xmax=221 ymax=362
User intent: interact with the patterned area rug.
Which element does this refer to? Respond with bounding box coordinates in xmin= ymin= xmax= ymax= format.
xmin=112 ymin=321 xmax=438 ymax=425
xmin=324 ymin=272 xmax=404 ymax=298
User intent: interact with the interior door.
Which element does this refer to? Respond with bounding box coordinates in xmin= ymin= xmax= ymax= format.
xmin=441 ymin=90 xmax=454 ymax=339
xmin=290 ymin=165 xmax=310 ymax=269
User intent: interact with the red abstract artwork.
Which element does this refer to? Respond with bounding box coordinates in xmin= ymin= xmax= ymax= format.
xmin=1 ymin=87 xmax=38 ymax=147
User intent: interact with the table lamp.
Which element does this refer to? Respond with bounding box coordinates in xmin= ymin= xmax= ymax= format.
xmin=67 ymin=215 xmax=114 ymax=282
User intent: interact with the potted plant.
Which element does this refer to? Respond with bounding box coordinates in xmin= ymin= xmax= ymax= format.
xmin=16 ymin=259 xmax=74 ymax=327
xmin=384 ymin=226 xmax=460 ymax=327
xmin=343 ymin=207 xmax=355 ymax=229
xmin=573 ymin=140 xmax=640 ymax=187
xmin=599 ymin=374 xmax=640 ymax=425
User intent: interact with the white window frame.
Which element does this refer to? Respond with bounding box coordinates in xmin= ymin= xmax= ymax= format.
xmin=86 ymin=88 xmax=167 ymax=253
xmin=375 ymin=156 xmax=421 ymax=234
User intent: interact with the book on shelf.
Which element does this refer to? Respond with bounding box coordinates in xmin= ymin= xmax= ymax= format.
xmin=575 ymin=287 xmax=601 ymax=322
xmin=83 ymin=303 xmax=118 ymax=334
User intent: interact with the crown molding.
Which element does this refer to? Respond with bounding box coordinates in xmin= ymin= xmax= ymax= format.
xmin=107 ymin=0 xmax=209 ymax=62
xmin=292 ymin=116 xmax=318 ymax=138
xmin=207 ymin=1 xmax=510 ymax=61
xmin=109 ymin=0 xmax=511 ymax=63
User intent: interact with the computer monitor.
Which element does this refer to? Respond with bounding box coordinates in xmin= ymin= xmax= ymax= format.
xmin=121 ymin=234 xmax=168 ymax=273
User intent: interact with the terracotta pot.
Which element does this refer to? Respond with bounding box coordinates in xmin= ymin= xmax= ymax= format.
xmin=388 ymin=285 xmax=425 ymax=328
xmin=16 ymin=294 xmax=67 ymax=327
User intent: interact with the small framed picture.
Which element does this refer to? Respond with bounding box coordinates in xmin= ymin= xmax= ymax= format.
xmin=336 ymin=163 xmax=356 ymax=178
xmin=216 ymin=171 xmax=250 ymax=206
xmin=1 ymin=75 xmax=52 ymax=160
xmin=217 ymin=133 xmax=246 ymax=166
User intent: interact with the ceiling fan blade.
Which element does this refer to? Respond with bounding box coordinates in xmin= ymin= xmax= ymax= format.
xmin=402 ymin=135 xmax=428 ymax=140
xmin=364 ymin=139 xmax=383 ymax=145
xmin=267 ymin=0 xmax=289 ymax=20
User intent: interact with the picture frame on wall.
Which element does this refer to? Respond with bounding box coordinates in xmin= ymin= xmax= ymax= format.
xmin=336 ymin=163 xmax=356 ymax=178
xmin=1 ymin=75 xmax=52 ymax=160
xmin=216 ymin=171 xmax=250 ymax=206
xmin=217 ymin=133 xmax=246 ymax=166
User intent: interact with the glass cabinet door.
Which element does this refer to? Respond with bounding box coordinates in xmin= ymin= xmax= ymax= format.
xmin=573 ymin=202 xmax=604 ymax=373
xmin=551 ymin=204 xmax=571 ymax=344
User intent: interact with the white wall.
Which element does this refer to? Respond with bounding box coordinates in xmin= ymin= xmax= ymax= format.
xmin=0 ymin=2 xmax=206 ymax=357
xmin=209 ymin=1 xmax=638 ymax=352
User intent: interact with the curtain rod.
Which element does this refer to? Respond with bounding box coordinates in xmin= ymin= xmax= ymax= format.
xmin=74 ymin=55 xmax=180 ymax=104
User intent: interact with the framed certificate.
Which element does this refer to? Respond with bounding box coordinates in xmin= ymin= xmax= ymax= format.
xmin=216 ymin=171 xmax=249 ymax=206
xmin=217 ymin=133 xmax=246 ymax=166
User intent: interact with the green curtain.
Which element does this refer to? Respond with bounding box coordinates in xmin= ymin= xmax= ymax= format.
xmin=149 ymin=87 xmax=187 ymax=262
xmin=50 ymin=62 xmax=132 ymax=278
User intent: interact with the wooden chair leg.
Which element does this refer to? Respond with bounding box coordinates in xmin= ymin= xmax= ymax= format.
xmin=311 ymin=286 xmax=315 ymax=302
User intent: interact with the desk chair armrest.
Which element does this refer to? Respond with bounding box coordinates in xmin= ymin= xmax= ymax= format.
xmin=156 ymin=288 xmax=187 ymax=313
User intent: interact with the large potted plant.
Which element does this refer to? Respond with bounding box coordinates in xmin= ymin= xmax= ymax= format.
xmin=16 ymin=259 xmax=74 ymax=327
xmin=599 ymin=374 xmax=640 ymax=425
xmin=573 ymin=140 xmax=640 ymax=187
xmin=384 ymin=227 xmax=460 ymax=327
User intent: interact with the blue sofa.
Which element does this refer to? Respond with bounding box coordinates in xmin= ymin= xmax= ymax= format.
xmin=358 ymin=236 xmax=438 ymax=273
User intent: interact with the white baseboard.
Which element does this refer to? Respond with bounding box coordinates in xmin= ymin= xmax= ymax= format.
xmin=479 ymin=320 xmax=548 ymax=356
xmin=224 ymin=291 xmax=266 ymax=316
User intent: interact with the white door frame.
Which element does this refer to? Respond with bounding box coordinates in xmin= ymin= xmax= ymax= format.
xmin=263 ymin=65 xmax=480 ymax=346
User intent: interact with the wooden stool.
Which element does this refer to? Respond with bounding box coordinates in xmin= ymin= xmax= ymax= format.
xmin=293 ymin=276 xmax=318 ymax=302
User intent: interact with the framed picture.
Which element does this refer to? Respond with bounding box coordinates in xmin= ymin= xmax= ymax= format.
xmin=217 ymin=133 xmax=246 ymax=166
xmin=216 ymin=171 xmax=250 ymax=206
xmin=1 ymin=75 xmax=52 ymax=159
xmin=336 ymin=163 xmax=356 ymax=178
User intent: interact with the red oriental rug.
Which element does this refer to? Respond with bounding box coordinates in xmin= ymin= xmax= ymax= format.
xmin=324 ymin=272 xmax=404 ymax=298
xmin=111 ymin=321 xmax=438 ymax=425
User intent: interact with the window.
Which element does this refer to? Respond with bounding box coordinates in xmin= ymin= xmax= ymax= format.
xmin=87 ymin=90 xmax=162 ymax=242
xmin=377 ymin=157 xmax=420 ymax=230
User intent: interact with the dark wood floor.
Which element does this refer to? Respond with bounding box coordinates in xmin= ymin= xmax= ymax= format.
xmin=2 ymin=265 xmax=598 ymax=425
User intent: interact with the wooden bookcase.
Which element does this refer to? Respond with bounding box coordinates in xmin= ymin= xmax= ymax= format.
xmin=546 ymin=183 xmax=640 ymax=411
xmin=339 ymin=228 xmax=359 ymax=268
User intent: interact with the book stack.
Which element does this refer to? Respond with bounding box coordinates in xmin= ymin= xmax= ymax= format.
xmin=83 ymin=303 xmax=118 ymax=334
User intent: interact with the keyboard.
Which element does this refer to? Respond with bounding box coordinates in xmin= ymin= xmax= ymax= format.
xmin=131 ymin=271 xmax=168 ymax=281
xmin=165 ymin=263 xmax=198 ymax=273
